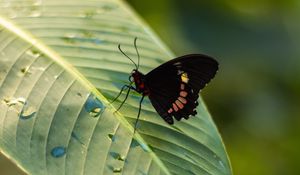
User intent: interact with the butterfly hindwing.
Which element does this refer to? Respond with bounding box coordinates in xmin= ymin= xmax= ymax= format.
xmin=145 ymin=54 xmax=218 ymax=124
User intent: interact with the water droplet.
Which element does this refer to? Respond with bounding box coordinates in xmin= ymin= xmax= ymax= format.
xmin=109 ymin=152 xmax=125 ymax=161
xmin=84 ymin=95 xmax=105 ymax=118
xmin=130 ymin=138 xmax=139 ymax=148
xmin=53 ymin=75 xmax=59 ymax=79
xmin=20 ymin=66 xmax=30 ymax=74
xmin=92 ymin=38 xmax=103 ymax=45
xmin=117 ymin=155 xmax=125 ymax=161
xmin=77 ymin=92 xmax=82 ymax=97
xmin=113 ymin=167 xmax=122 ymax=173
xmin=62 ymin=33 xmax=77 ymax=44
xmin=110 ymin=152 xmax=118 ymax=158
xmin=89 ymin=108 xmax=101 ymax=117
xmin=51 ymin=146 xmax=66 ymax=158
xmin=4 ymin=97 xmax=26 ymax=106
xmin=20 ymin=107 xmax=36 ymax=120
xmin=26 ymin=49 xmax=41 ymax=58
xmin=10 ymin=98 xmax=36 ymax=120
xmin=108 ymin=133 xmax=115 ymax=142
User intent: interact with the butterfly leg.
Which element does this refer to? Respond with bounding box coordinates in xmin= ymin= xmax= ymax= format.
xmin=110 ymin=85 xmax=131 ymax=104
xmin=134 ymin=95 xmax=145 ymax=133
xmin=115 ymin=85 xmax=135 ymax=112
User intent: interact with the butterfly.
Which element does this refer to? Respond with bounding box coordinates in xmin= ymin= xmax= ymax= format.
xmin=111 ymin=37 xmax=218 ymax=131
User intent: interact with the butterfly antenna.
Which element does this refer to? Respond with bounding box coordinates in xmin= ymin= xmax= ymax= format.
xmin=134 ymin=37 xmax=140 ymax=70
xmin=118 ymin=44 xmax=138 ymax=70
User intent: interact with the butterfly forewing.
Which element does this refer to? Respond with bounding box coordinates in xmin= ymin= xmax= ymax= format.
xmin=145 ymin=54 xmax=218 ymax=124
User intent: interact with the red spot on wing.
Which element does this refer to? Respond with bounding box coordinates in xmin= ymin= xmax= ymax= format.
xmin=172 ymin=103 xmax=179 ymax=111
xmin=180 ymin=91 xmax=188 ymax=97
xmin=175 ymin=100 xmax=184 ymax=109
xmin=178 ymin=97 xmax=187 ymax=104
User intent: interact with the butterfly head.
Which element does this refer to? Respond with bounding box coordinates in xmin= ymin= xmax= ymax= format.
xmin=130 ymin=69 xmax=142 ymax=83
xmin=130 ymin=69 xmax=149 ymax=95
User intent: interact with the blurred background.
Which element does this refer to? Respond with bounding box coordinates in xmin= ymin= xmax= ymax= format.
xmin=125 ymin=0 xmax=300 ymax=174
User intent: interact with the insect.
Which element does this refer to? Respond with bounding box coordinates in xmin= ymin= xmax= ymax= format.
xmin=112 ymin=37 xmax=218 ymax=132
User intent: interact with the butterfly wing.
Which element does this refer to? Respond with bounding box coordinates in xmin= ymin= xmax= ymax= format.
xmin=145 ymin=54 xmax=218 ymax=124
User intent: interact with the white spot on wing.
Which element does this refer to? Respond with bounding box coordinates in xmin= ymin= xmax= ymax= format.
xmin=177 ymin=70 xmax=184 ymax=75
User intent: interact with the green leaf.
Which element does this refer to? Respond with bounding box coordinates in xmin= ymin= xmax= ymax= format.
xmin=0 ymin=0 xmax=232 ymax=174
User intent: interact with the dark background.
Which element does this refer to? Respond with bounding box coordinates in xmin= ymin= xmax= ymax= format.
xmin=126 ymin=0 xmax=300 ymax=174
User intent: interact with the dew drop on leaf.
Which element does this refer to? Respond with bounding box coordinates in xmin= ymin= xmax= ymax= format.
xmin=109 ymin=152 xmax=125 ymax=161
xmin=20 ymin=66 xmax=31 ymax=75
xmin=16 ymin=99 xmax=36 ymax=120
xmin=4 ymin=97 xmax=26 ymax=106
xmin=108 ymin=133 xmax=115 ymax=142
xmin=117 ymin=155 xmax=125 ymax=161
xmin=84 ymin=95 xmax=105 ymax=118
xmin=113 ymin=167 xmax=122 ymax=173
xmin=51 ymin=146 xmax=66 ymax=158
xmin=26 ymin=49 xmax=41 ymax=58
xmin=93 ymin=38 xmax=103 ymax=45
xmin=130 ymin=138 xmax=139 ymax=148
xmin=21 ymin=67 xmax=28 ymax=73
xmin=20 ymin=109 xmax=36 ymax=120
xmin=89 ymin=108 xmax=101 ymax=117
xmin=109 ymin=152 xmax=119 ymax=159
xmin=62 ymin=33 xmax=77 ymax=44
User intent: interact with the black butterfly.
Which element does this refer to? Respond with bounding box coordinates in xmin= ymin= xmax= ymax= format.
xmin=112 ymin=38 xmax=218 ymax=131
